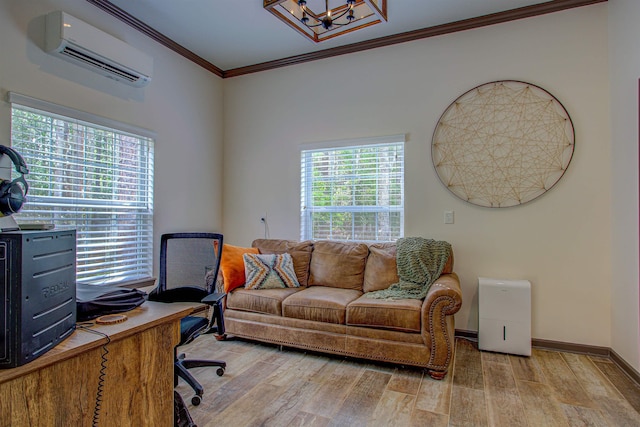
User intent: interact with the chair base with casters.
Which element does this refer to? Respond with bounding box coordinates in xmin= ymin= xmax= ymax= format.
xmin=175 ymin=353 xmax=225 ymax=406
xmin=176 ymin=292 xmax=226 ymax=406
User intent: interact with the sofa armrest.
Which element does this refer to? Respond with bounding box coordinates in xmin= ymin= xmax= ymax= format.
xmin=421 ymin=273 xmax=462 ymax=377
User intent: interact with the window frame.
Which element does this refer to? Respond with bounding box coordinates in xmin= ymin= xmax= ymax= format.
xmin=8 ymin=92 xmax=155 ymax=286
xmin=300 ymin=134 xmax=405 ymax=242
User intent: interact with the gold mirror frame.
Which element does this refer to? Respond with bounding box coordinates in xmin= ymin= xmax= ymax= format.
xmin=432 ymin=80 xmax=575 ymax=208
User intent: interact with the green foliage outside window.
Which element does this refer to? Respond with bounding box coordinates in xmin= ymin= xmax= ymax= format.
xmin=302 ymin=142 xmax=404 ymax=242
xmin=11 ymin=106 xmax=154 ymax=285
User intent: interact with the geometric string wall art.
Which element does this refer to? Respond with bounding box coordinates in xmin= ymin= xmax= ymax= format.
xmin=431 ymin=80 xmax=575 ymax=208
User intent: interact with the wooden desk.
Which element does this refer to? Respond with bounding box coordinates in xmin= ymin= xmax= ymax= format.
xmin=0 ymin=301 xmax=197 ymax=427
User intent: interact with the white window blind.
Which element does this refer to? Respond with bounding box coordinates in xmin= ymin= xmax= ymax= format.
xmin=301 ymin=135 xmax=404 ymax=241
xmin=9 ymin=94 xmax=154 ymax=285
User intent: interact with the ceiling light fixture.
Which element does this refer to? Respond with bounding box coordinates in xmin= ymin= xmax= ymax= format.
xmin=264 ymin=0 xmax=387 ymax=43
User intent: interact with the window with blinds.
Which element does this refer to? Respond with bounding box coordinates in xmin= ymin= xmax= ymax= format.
xmin=300 ymin=136 xmax=404 ymax=242
xmin=9 ymin=95 xmax=154 ymax=285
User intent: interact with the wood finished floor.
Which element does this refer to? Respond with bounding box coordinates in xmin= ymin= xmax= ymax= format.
xmin=176 ymin=336 xmax=640 ymax=426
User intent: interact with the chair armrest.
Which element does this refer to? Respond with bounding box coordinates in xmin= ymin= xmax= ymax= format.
xmin=201 ymin=292 xmax=226 ymax=305
xmin=148 ymin=286 xmax=207 ymax=303
xmin=421 ymin=273 xmax=463 ymax=375
xmin=201 ymin=292 xmax=227 ymax=337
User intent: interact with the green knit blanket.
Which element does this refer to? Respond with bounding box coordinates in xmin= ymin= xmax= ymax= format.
xmin=366 ymin=237 xmax=451 ymax=300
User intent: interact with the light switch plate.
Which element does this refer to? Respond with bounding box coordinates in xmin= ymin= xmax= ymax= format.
xmin=444 ymin=210 xmax=454 ymax=224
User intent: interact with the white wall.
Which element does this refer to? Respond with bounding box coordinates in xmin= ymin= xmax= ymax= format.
xmin=0 ymin=0 xmax=225 ymax=276
xmin=609 ymin=0 xmax=640 ymax=371
xmin=223 ymin=4 xmax=612 ymax=347
xmin=3 ymin=0 xmax=628 ymax=362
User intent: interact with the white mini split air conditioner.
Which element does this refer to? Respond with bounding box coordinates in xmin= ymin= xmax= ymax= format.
xmin=45 ymin=11 xmax=153 ymax=87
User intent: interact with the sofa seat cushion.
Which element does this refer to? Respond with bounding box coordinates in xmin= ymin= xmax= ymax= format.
xmin=346 ymin=295 xmax=422 ymax=333
xmin=227 ymin=288 xmax=302 ymax=316
xmin=282 ymin=286 xmax=362 ymax=324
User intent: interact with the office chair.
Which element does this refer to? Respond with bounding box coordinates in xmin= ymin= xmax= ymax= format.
xmin=148 ymin=232 xmax=226 ymax=406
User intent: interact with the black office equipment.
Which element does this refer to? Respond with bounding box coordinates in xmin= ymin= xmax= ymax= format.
xmin=148 ymin=232 xmax=226 ymax=406
xmin=0 ymin=145 xmax=29 ymax=217
xmin=76 ymin=283 xmax=146 ymax=321
xmin=0 ymin=229 xmax=76 ymax=368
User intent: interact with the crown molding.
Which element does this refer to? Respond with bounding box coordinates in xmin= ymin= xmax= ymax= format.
xmin=87 ymin=0 xmax=607 ymax=79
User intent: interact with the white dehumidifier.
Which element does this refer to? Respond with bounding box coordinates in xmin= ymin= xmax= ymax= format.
xmin=478 ymin=277 xmax=531 ymax=356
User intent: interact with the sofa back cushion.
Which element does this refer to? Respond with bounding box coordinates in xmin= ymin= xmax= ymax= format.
xmin=252 ymin=239 xmax=313 ymax=286
xmin=309 ymin=241 xmax=369 ymax=290
xmin=363 ymin=242 xmax=399 ymax=293
xmin=363 ymin=242 xmax=455 ymax=293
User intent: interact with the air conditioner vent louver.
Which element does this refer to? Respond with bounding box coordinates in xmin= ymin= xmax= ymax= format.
xmin=45 ymin=11 xmax=152 ymax=87
xmin=61 ymin=46 xmax=139 ymax=83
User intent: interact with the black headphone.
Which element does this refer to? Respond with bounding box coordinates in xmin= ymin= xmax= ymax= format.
xmin=0 ymin=145 xmax=29 ymax=217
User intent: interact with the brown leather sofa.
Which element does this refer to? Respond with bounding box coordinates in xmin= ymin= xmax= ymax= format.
xmin=223 ymin=238 xmax=463 ymax=380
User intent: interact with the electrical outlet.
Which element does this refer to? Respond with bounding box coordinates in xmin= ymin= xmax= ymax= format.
xmin=444 ymin=210 xmax=454 ymax=224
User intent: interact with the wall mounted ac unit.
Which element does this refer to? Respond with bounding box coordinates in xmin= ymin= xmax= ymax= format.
xmin=45 ymin=11 xmax=152 ymax=87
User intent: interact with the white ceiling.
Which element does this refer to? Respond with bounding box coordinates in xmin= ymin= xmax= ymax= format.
xmin=105 ymin=0 xmax=554 ymax=71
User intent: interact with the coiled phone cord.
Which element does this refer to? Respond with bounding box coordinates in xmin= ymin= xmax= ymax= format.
xmin=77 ymin=324 xmax=111 ymax=427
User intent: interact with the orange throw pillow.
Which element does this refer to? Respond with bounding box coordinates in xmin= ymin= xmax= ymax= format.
xmin=220 ymin=244 xmax=259 ymax=293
